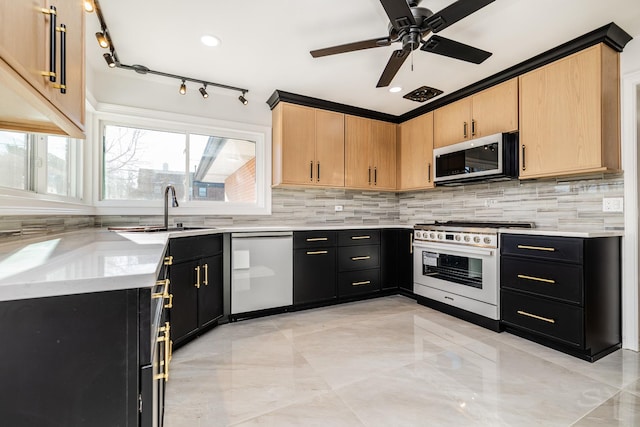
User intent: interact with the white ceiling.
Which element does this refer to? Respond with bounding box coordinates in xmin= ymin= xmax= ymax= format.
xmin=86 ymin=0 xmax=640 ymax=118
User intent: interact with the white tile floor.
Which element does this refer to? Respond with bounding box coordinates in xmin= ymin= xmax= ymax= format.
xmin=164 ymin=296 xmax=640 ymax=426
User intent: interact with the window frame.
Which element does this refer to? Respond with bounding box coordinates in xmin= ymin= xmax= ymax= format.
xmin=92 ymin=107 xmax=271 ymax=216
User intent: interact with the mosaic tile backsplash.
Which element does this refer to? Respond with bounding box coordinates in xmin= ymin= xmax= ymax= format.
xmin=0 ymin=173 xmax=625 ymax=241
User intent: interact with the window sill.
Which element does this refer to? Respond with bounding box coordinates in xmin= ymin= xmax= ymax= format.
xmin=0 ymin=193 xmax=94 ymax=216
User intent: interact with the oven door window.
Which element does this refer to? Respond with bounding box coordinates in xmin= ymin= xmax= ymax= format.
xmin=422 ymin=251 xmax=483 ymax=289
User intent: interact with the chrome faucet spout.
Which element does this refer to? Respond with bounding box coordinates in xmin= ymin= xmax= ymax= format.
xmin=164 ymin=185 xmax=179 ymax=229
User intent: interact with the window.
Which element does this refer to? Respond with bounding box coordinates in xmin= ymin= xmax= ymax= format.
xmin=98 ymin=118 xmax=268 ymax=215
xmin=0 ymin=130 xmax=82 ymax=201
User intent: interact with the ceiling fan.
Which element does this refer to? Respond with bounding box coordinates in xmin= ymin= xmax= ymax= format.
xmin=310 ymin=0 xmax=495 ymax=88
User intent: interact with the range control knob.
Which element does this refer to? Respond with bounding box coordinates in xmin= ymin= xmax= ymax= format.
xmin=455 ymin=235 xmax=461 ymax=241
xmin=484 ymin=237 xmax=492 ymax=245
xmin=464 ymin=235 xmax=471 ymax=242
xmin=430 ymin=233 xmax=436 ymax=239
xmin=473 ymin=236 xmax=481 ymax=243
xmin=437 ymin=233 xmax=444 ymax=240
xmin=415 ymin=231 xmax=422 ymax=239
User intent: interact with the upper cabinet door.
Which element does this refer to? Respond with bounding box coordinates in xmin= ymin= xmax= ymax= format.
xmin=433 ymin=98 xmax=471 ymax=148
xmin=397 ymin=112 xmax=434 ymax=191
xmin=315 ymin=109 xmax=345 ymax=187
xmin=345 ymin=115 xmax=372 ymax=189
xmin=278 ymin=103 xmax=316 ymax=185
xmin=471 ymin=78 xmax=518 ymax=138
xmin=518 ymin=44 xmax=619 ymax=179
xmin=371 ymin=120 xmax=396 ymax=190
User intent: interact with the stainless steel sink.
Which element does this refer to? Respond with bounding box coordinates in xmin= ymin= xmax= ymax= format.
xmin=108 ymin=225 xmax=213 ymax=232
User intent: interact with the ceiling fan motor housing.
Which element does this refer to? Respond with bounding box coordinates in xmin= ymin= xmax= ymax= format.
xmin=388 ymin=7 xmax=433 ymax=46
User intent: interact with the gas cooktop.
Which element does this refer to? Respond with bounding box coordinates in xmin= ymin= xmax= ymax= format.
xmin=415 ymin=220 xmax=534 ymax=230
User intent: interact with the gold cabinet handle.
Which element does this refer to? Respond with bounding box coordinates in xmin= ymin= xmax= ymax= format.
xmin=306 ymin=250 xmax=328 ymax=255
xmin=195 ymin=265 xmax=201 ymax=288
xmin=306 ymin=237 xmax=328 ymax=242
xmin=351 ymin=235 xmax=371 ymax=240
xmin=164 ymin=293 xmax=173 ymax=309
xmin=164 ymin=255 xmax=173 ymax=266
xmin=517 ymin=274 xmax=555 ymax=284
xmin=351 ymin=256 xmax=371 ymax=261
xmin=517 ymin=245 xmax=556 ymax=252
xmin=517 ymin=310 xmax=555 ymax=324
xmin=152 ymin=279 xmax=173 ymax=308
xmin=352 ymin=281 xmax=371 ymax=286
xmin=463 ymin=121 xmax=468 ymax=138
xmin=154 ymin=322 xmax=171 ymax=382
xmin=521 ymin=145 xmax=526 ymax=171
xmin=203 ymin=263 xmax=209 ymax=286
xmin=427 ymin=163 xmax=431 ymax=183
xmin=41 ymin=6 xmax=57 ymax=82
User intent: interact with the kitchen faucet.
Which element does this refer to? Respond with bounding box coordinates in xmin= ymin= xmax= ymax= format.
xmin=164 ymin=185 xmax=179 ymax=229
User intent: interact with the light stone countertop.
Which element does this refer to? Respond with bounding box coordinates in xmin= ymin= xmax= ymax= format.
xmin=498 ymin=228 xmax=624 ymax=238
xmin=0 ymin=223 xmax=622 ymax=302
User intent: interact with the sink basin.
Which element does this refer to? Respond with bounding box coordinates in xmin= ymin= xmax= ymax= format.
xmin=108 ymin=225 xmax=213 ymax=232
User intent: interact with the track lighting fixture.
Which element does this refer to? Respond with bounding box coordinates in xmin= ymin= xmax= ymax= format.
xmin=91 ymin=0 xmax=248 ymax=103
xmin=95 ymin=31 xmax=109 ymax=48
xmin=83 ymin=0 xmax=95 ymax=13
xmin=199 ymin=85 xmax=209 ymax=99
xmin=103 ymin=53 xmax=116 ymax=68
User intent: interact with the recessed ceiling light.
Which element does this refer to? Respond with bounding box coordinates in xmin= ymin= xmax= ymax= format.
xmin=389 ymin=86 xmax=402 ymax=93
xmin=201 ymin=35 xmax=221 ymax=47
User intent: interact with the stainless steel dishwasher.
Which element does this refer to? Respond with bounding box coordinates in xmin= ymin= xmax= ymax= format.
xmin=231 ymin=231 xmax=293 ymax=314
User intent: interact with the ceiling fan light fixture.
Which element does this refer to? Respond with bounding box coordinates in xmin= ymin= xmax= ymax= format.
xmin=179 ymin=80 xmax=187 ymax=95
xmin=389 ymin=86 xmax=402 ymax=93
xmin=199 ymin=85 xmax=209 ymax=99
xmin=95 ymin=31 xmax=109 ymax=48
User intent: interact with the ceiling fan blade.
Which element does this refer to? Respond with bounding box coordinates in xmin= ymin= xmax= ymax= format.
xmin=310 ymin=37 xmax=391 ymax=58
xmin=376 ymin=49 xmax=410 ymax=88
xmin=426 ymin=0 xmax=495 ymax=33
xmin=421 ymin=35 xmax=491 ymax=64
xmin=379 ymin=0 xmax=416 ymax=31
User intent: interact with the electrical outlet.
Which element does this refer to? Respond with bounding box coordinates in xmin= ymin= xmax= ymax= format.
xmin=602 ymin=197 xmax=624 ymax=212
xmin=334 ymin=205 xmax=343 ymax=212
xmin=484 ymin=199 xmax=498 ymax=207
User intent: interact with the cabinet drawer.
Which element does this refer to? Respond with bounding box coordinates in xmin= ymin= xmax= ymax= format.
xmin=338 ymin=269 xmax=380 ymax=297
xmin=501 ymin=257 xmax=583 ymax=304
xmin=294 ymin=231 xmax=337 ymax=249
xmin=501 ymin=234 xmax=583 ymax=263
xmin=338 ymin=229 xmax=381 ymax=246
xmin=501 ymin=289 xmax=584 ymax=348
xmin=170 ymin=234 xmax=222 ymax=262
xmin=338 ymin=245 xmax=380 ymax=271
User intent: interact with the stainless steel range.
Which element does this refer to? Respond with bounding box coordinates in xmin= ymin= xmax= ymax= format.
xmin=413 ymin=220 xmax=533 ymax=321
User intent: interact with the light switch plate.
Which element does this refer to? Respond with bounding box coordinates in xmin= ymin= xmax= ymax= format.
xmin=603 ymin=197 xmax=624 ymax=212
xmin=334 ymin=205 xmax=343 ymax=212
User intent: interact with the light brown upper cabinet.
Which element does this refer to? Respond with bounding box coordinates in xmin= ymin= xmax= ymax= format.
xmin=0 ymin=0 xmax=85 ymax=137
xmin=272 ymin=103 xmax=345 ymax=187
xmin=397 ymin=112 xmax=434 ymax=191
xmin=518 ymin=43 xmax=620 ymax=179
xmin=345 ymin=116 xmax=397 ymax=190
xmin=434 ymin=78 xmax=518 ymax=148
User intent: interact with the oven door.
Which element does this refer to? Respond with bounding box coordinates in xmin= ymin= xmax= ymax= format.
xmin=413 ymin=241 xmax=498 ymax=306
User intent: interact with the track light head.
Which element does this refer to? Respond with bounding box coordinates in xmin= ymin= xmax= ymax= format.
xmin=199 ymin=85 xmax=209 ymax=99
xmin=238 ymin=92 xmax=248 ymax=105
xmin=95 ymin=32 xmax=109 ymax=48
xmin=83 ymin=0 xmax=95 ymax=13
xmin=103 ymin=53 xmax=116 ymax=68
xmin=179 ymin=80 xmax=187 ymax=95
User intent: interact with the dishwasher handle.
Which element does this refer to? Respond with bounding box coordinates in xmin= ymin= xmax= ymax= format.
xmin=231 ymin=231 xmax=293 ymax=238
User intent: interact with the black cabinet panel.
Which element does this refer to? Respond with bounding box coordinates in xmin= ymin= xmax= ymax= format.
xmin=170 ymin=261 xmax=199 ymax=343
xmin=501 ymin=234 xmax=583 ymax=263
xmin=338 ymin=245 xmax=380 ymax=271
xmin=501 ymin=257 xmax=583 ymax=304
xmin=398 ymin=230 xmax=414 ymax=292
xmin=198 ymin=254 xmax=224 ymax=328
xmin=338 ymin=268 xmax=381 ymax=297
xmin=170 ymin=234 xmax=223 ymax=263
xmin=294 ymin=231 xmax=337 ymax=249
xmin=294 ymin=247 xmax=337 ymax=305
xmin=338 ymin=229 xmax=381 ymax=246
xmin=502 ymin=289 xmax=584 ymax=348
xmin=381 ymin=229 xmax=399 ymax=290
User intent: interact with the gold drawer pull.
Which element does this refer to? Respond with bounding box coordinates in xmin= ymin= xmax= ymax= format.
xmin=307 ymin=250 xmax=328 ymax=255
xmin=352 ymin=281 xmax=371 ymax=286
xmin=517 ymin=245 xmax=556 ymax=252
xmin=351 ymin=256 xmax=371 ymax=261
xmin=517 ymin=310 xmax=555 ymax=324
xmin=203 ymin=263 xmax=209 ymax=286
xmin=306 ymin=237 xmax=328 ymax=242
xmin=164 ymin=255 xmax=174 ymax=265
xmin=517 ymin=274 xmax=556 ymax=284
xmin=195 ymin=266 xmax=201 ymax=289
xmin=351 ymin=235 xmax=371 ymax=240
xmin=154 ymin=322 xmax=171 ymax=382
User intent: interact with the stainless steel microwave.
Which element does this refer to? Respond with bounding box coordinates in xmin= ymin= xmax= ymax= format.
xmin=433 ymin=132 xmax=519 ymax=185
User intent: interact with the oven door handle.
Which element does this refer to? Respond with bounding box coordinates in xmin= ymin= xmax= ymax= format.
xmin=413 ymin=242 xmax=495 ymax=257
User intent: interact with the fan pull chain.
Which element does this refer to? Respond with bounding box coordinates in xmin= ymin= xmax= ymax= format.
xmin=411 ymin=48 xmax=414 ymax=72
